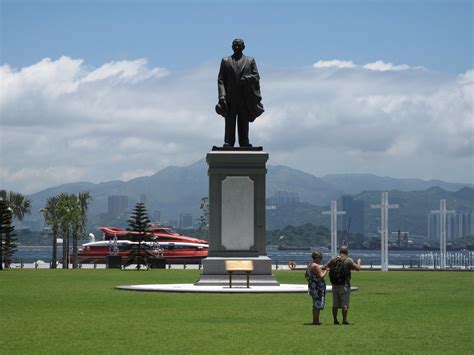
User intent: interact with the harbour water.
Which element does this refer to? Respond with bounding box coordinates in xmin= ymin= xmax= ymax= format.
xmin=11 ymin=245 xmax=474 ymax=270
xmin=267 ymin=248 xmax=474 ymax=269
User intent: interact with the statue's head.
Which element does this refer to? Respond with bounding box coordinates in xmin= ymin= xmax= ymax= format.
xmin=232 ymin=38 xmax=245 ymax=55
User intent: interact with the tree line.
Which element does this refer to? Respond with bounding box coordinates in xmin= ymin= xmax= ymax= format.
xmin=0 ymin=188 xmax=158 ymax=270
xmin=0 ymin=189 xmax=92 ymax=270
xmin=40 ymin=192 xmax=92 ymax=268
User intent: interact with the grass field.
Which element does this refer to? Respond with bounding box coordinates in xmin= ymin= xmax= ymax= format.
xmin=1 ymin=269 xmax=473 ymax=354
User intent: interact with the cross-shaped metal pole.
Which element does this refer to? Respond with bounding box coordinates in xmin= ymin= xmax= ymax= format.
xmin=322 ymin=200 xmax=346 ymax=257
xmin=431 ymin=199 xmax=455 ymax=269
xmin=371 ymin=192 xmax=399 ymax=272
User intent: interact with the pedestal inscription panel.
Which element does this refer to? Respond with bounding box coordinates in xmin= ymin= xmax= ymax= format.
xmin=221 ymin=176 xmax=254 ymax=250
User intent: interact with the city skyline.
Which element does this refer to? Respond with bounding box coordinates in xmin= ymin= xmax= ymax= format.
xmin=1 ymin=0 xmax=473 ymax=194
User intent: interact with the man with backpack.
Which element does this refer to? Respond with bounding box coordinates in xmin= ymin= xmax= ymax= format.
xmin=326 ymin=245 xmax=361 ymax=325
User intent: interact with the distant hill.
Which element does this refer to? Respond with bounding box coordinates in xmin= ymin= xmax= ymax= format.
xmin=28 ymin=159 xmax=208 ymax=224
xmin=267 ymin=165 xmax=341 ymax=205
xmin=321 ymin=173 xmax=472 ymax=194
xmin=25 ymin=159 xmax=472 ymax=232
xmin=27 ymin=160 xmax=342 ymax=223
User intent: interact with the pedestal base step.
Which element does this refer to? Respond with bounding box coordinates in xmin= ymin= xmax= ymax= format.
xmin=194 ymin=274 xmax=280 ymax=287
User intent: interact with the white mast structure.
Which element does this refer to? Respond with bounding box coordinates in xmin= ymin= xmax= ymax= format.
xmin=322 ymin=200 xmax=346 ymax=257
xmin=431 ymin=199 xmax=455 ymax=269
xmin=371 ymin=192 xmax=399 ymax=272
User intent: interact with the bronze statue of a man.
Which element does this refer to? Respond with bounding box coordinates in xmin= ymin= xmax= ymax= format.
xmin=216 ymin=39 xmax=264 ymax=147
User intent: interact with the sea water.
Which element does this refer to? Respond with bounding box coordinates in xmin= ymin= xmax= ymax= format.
xmin=13 ymin=245 xmax=474 ymax=269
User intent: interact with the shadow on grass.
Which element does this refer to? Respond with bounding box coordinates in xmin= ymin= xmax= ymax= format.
xmin=302 ymin=322 xmax=356 ymax=326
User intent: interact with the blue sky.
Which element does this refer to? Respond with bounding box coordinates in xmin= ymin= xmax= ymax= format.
xmin=1 ymin=0 xmax=473 ymax=194
xmin=2 ymin=0 xmax=472 ymax=72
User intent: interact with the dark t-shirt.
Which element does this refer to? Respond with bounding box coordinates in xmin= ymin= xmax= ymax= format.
xmin=327 ymin=256 xmax=355 ymax=284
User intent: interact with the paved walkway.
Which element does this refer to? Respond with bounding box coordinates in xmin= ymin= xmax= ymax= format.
xmin=115 ymin=284 xmax=359 ymax=294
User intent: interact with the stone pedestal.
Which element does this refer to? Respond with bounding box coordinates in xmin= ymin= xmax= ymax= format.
xmin=195 ymin=150 xmax=279 ymax=286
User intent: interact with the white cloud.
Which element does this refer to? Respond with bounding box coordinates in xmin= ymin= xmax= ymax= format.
xmin=313 ymin=60 xmax=356 ymax=69
xmin=0 ymin=166 xmax=88 ymax=194
xmin=0 ymin=56 xmax=472 ymax=193
xmin=363 ymin=60 xmax=411 ymax=71
xmin=312 ymin=59 xmax=424 ymax=72
xmin=457 ymin=69 xmax=473 ymax=112
xmin=81 ymin=58 xmax=168 ymax=83
xmin=0 ymin=57 xmax=82 ymax=104
xmin=458 ymin=69 xmax=474 ymax=85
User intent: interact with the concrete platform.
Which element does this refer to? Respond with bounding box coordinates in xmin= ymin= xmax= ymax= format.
xmin=115 ymin=284 xmax=359 ymax=293
xmin=195 ymin=274 xmax=280 ymax=287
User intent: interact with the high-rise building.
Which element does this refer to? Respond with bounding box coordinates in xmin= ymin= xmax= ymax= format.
xmin=179 ymin=213 xmax=193 ymax=229
xmin=428 ymin=212 xmax=474 ymax=240
xmin=139 ymin=193 xmax=147 ymax=206
xmin=461 ymin=212 xmax=474 ymax=238
xmin=427 ymin=213 xmax=440 ymax=240
xmin=340 ymin=195 xmax=365 ymax=235
xmin=108 ymin=195 xmax=128 ymax=218
xmin=446 ymin=214 xmax=456 ymax=241
xmin=153 ymin=209 xmax=161 ymax=223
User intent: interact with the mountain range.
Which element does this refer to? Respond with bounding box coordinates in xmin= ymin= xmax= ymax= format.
xmin=25 ymin=159 xmax=472 ymax=228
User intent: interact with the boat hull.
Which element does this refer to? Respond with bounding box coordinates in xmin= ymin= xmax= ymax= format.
xmin=77 ymin=239 xmax=208 ymax=264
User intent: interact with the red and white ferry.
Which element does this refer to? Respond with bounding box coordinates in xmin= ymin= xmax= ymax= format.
xmin=77 ymin=225 xmax=208 ymax=264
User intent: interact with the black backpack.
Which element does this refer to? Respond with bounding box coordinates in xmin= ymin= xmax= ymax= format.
xmin=329 ymin=256 xmax=349 ymax=285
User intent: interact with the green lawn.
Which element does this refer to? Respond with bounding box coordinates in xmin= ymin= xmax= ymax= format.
xmin=1 ymin=269 xmax=473 ymax=354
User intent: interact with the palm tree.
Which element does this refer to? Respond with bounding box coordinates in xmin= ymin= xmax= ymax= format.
xmin=71 ymin=192 xmax=92 ymax=268
xmin=49 ymin=192 xmax=91 ymax=269
xmin=127 ymin=202 xmax=151 ymax=270
xmin=56 ymin=193 xmax=77 ymax=269
xmin=0 ymin=190 xmax=32 ymax=221
xmin=40 ymin=196 xmax=60 ymax=268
